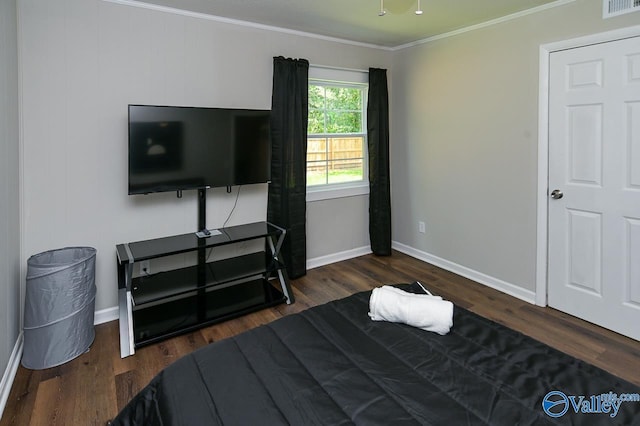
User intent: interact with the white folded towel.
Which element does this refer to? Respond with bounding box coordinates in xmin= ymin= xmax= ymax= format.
xmin=368 ymin=285 xmax=454 ymax=335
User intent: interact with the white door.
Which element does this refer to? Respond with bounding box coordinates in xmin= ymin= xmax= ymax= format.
xmin=548 ymin=36 xmax=640 ymax=341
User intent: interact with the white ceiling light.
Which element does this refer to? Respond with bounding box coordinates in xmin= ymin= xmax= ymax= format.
xmin=378 ymin=0 xmax=387 ymax=16
xmin=378 ymin=0 xmax=424 ymax=17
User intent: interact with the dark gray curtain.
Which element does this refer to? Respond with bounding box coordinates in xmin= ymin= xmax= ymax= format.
xmin=268 ymin=56 xmax=309 ymax=278
xmin=367 ymin=68 xmax=392 ymax=256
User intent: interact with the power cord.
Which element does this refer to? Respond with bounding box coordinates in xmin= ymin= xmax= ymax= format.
xmin=223 ymin=185 xmax=241 ymax=228
xmin=206 ymin=185 xmax=242 ymax=263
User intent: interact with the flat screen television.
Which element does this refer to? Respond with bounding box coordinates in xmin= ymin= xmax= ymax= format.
xmin=128 ymin=104 xmax=271 ymax=195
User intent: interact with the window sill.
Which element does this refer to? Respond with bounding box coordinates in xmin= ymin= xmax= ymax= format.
xmin=306 ymin=183 xmax=370 ymax=202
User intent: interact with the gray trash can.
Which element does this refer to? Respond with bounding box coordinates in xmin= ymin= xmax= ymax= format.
xmin=22 ymin=246 xmax=97 ymax=369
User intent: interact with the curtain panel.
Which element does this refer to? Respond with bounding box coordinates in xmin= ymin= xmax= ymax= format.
xmin=268 ymin=56 xmax=309 ymax=279
xmin=367 ymin=68 xmax=392 ymax=256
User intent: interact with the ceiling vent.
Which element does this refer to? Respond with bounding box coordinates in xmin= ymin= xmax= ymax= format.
xmin=603 ymin=0 xmax=640 ymax=18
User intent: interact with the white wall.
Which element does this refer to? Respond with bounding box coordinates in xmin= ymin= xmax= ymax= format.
xmin=0 ymin=0 xmax=21 ymax=414
xmin=390 ymin=0 xmax=640 ymax=296
xmin=18 ymin=0 xmax=390 ymax=311
xmin=23 ymin=0 xmax=635 ymax=318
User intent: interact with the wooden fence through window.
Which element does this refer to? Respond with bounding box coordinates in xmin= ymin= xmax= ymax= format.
xmin=307 ymin=137 xmax=363 ymax=171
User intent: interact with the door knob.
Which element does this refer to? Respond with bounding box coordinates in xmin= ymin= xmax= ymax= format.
xmin=550 ymin=189 xmax=563 ymax=199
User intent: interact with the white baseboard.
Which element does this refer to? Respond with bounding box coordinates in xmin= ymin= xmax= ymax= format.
xmin=92 ymin=242 xmax=533 ymax=333
xmin=307 ymin=246 xmax=372 ymax=270
xmin=392 ymin=241 xmax=537 ymax=304
xmin=92 ymin=242 xmax=536 ymax=327
xmin=94 ymin=306 xmax=119 ymax=325
xmin=0 ymin=332 xmax=23 ymax=421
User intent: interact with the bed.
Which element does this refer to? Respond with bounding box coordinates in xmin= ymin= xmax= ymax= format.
xmin=111 ymin=283 xmax=639 ymax=425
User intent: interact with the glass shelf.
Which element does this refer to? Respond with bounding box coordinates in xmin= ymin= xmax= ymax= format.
xmin=133 ymin=278 xmax=286 ymax=347
xmin=131 ymin=251 xmax=284 ymax=307
xmin=119 ymin=222 xmax=283 ymax=263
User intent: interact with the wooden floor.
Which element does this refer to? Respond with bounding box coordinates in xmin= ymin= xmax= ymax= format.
xmin=2 ymin=251 xmax=639 ymax=425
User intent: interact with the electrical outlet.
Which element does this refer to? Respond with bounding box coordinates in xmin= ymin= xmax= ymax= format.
xmin=418 ymin=221 xmax=426 ymax=234
xmin=139 ymin=260 xmax=151 ymax=275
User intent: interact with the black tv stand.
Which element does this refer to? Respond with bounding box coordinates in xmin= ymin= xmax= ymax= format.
xmin=116 ymin=221 xmax=293 ymax=358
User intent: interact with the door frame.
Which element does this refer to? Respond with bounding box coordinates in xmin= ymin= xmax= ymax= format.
xmin=535 ymin=24 xmax=640 ymax=306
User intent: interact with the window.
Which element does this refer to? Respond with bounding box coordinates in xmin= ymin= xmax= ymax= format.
xmin=307 ymin=73 xmax=368 ymax=200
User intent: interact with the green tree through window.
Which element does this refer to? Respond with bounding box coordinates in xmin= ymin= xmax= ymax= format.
xmin=307 ymin=81 xmax=367 ymax=187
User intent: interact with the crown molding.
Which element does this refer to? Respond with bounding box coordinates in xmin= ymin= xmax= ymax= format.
xmin=391 ymin=0 xmax=576 ymax=51
xmin=102 ymin=0 xmax=576 ymax=51
xmin=101 ymin=0 xmax=576 ymax=52
xmin=100 ymin=0 xmax=394 ymax=51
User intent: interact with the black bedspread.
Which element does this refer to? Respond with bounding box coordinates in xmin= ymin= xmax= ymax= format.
xmin=112 ymin=283 xmax=640 ymax=425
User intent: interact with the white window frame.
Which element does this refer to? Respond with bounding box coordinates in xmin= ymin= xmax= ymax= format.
xmin=307 ymin=66 xmax=370 ymax=202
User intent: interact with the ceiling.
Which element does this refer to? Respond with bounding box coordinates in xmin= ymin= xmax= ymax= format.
xmin=136 ymin=0 xmax=562 ymax=48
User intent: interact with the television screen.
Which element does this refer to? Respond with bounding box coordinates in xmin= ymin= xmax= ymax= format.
xmin=128 ymin=105 xmax=271 ymax=195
